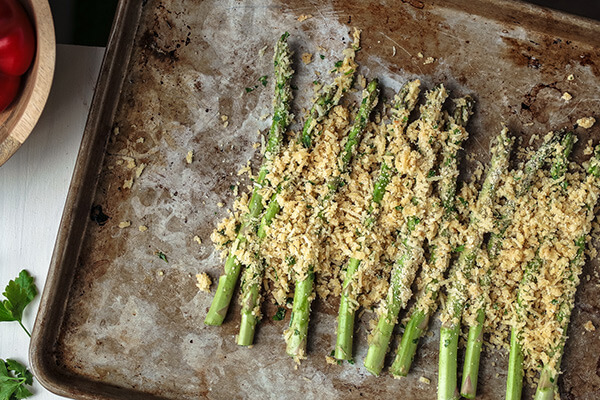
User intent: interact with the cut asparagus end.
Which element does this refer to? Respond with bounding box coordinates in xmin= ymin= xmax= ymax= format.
xmin=205 ymin=254 xmax=242 ymax=325
xmin=285 ymin=268 xmax=315 ymax=360
xmin=438 ymin=324 xmax=461 ymax=400
xmin=335 ymin=258 xmax=361 ymax=360
xmin=460 ymin=308 xmax=485 ymax=398
xmin=533 ymin=366 xmax=557 ymax=400
xmin=390 ymin=309 xmax=428 ymax=377
xmin=505 ymin=328 xmax=525 ymax=400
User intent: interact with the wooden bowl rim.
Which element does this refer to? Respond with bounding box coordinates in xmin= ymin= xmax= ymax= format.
xmin=0 ymin=0 xmax=56 ymax=166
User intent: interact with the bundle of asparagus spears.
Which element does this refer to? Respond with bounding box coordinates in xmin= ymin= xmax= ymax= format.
xmin=206 ymin=31 xmax=598 ymax=400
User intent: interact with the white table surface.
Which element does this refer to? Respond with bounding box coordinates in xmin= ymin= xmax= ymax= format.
xmin=0 ymin=44 xmax=105 ymax=400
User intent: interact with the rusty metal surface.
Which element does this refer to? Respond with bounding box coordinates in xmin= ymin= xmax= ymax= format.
xmin=30 ymin=0 xmax=600 ymax=399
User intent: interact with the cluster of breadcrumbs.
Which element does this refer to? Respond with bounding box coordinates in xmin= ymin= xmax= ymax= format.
xmin=209 ymin=28 xmax=599 ymax=387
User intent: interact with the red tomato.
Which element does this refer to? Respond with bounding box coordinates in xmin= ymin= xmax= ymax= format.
xmin=0 ymin=0 xmax=36 ymax=76
xmin=0 ymin=72 xmax=20 ymax=111
xmin=0 ymin=0 xmax=35 ymax=112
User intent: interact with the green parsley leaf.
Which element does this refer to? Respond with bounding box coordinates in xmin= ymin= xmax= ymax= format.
xmin=0 ymin=359 xmax=33 ymax=400
xmin=156 ymin=251 xmax=168 ymax=263
xmin=258 ymin=75 xmax=268 ymax=86
xmin=273 ymin=307 xmax=286 ymax=321
xmin=407 ymin=216 xmax=421 ymax=231
xmin=0 ymin=271 xmax=37 ymax=337
xmin=453 ymin=245 xmax=465 ymax=253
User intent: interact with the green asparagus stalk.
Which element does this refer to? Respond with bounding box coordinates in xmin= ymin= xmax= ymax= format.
xmin=533 ymin=146 xmax=600 ymax=400
xmin=390 ymin=96 xmax=474 ymax=377
xmin=533 ymin=235 xmax=585 ymax=400
xmin=334 ymin=81 xmax=421 ymax=360
xmin=438 ymin=128 xmax=513 ymax=400
xmin=237 ymin=53 xmax=359 ymax=346
xmin=504 ymin=132 xmax=574 ymax=400
xmin=285 ymin=79 xmax=380 ymax=361
xmin=460 ymin=130 xmax=567 ymax=398
xmin=205 ymin=32 xmax=294 ymax=326
xmin=363 ymin=84 xmax=448 ymax=376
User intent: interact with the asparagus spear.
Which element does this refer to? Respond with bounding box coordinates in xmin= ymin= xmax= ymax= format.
xmin=533 ymin=146 xmax=600 ymax=400
xmin=363 ymin=84 xmax=448 ymax=376
xmin=438 ymin=128 xmax=513 ymax=400
xmin=334 ymin=81 xmax=421 ymax=360
xmin=237 ymin=51 xmax=359 ymax=346
xmin=460 ymin=130 xmax=567 ymax=398
xmin=205 ymin=32 xmax=294 ymax=326
xmin=390 ymin=96 xmax=474 ymax=377
xmin=505 ymin=132 xmax=574 ymax=400
xmin=285 ymin=79 xmax=380 ymax=361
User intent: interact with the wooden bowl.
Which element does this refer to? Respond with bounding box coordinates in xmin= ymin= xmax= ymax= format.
xmin=0 ymin=0 xmax=55 ymax=166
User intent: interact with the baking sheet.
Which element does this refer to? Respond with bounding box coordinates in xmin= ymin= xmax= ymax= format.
xmin=31 ymin=0 xmax=600 ymax=399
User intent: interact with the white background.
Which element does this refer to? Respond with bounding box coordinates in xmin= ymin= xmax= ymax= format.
xmin=0 ymin=44 xmax=105 ymax=400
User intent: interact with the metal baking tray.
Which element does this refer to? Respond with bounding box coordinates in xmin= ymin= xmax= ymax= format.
xmin=30 ymin=0 xmax=600 ymax=398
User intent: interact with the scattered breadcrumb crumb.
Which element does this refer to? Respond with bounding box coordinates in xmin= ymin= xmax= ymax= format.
xmin=567 ymin=74 xmax=575 ymax=81
xmin=419 ymin=376 xmax=431 ymax=385
xmin=417 ymin=52 xmax=424 ymax=58
xmin=584 ymin=139 xmax=595 ymax=155
xmin=562 ymin=92 xmax=573 ymax=101
xmin=357 ymin=74 xmax=366 ymax=88
xmin=186 ymin=150 xmax=194 ymax=164
xmin=301 ymin=53 xmax=313 ymax=65
xmin=125 ymin=157 xmax=136 ymax=169
xmin=252 ymin=142 xmax=261 ymax=149
xmin=136 ymin=137 xmax=145 ymax=143
xmin=297 ymin=14 xmax=313 ymax=22
xmin=135 ymin=163 xmax=146 ymax=178
xmin=584 ymin=320 xmax=596 ymax=332
xmin=118 ymin=221 xmax=131 ymax=228
xmin=237 ymin=161 xmax=252 ymax=176
xmin=138 ymin=225 xmax=148 ymax=232
xmin=123 ymin=178 xmax=133 ymax=189
xmin=196 ymin=273 xmax=212 ymax=292
xmin=325 ymin=355 xmax=337 ymax=365
xmin=194 ymin=235 xmax=202 ymax=245
xmin=577 ymin=116 xmax=596 ymax=129
xmin=258 ymin=45 xmax=268 ymax=58
xmin=423 ymin=57 xmax=435 ymax=65
xmin=217 ymin=202 xmax=224 ymax=208
xmin=113 ymin=126 xmax=120 ymax=135
xmin=392 ymin=46 xmax=396 ymax=57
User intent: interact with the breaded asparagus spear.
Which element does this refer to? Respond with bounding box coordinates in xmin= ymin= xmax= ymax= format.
xmin=505 ymin=132 xmax=574 ymax=400
xmin=237 ymin=49 xmax=360 ymax=346
xmin=285 ymin=79 xmax=380 ymax=361
xmin=205 ymin=32 xmax=294 ymax=326
xmin=390 ymin=96 xmax=474 ymax=377
xmin=334 ymin=80 xmax=421 ymax=361
xmin=437 ymin=128 xmax=513 ymax=400
xmin=533 ymin=145 xmax=600 ymax=400
xmin=363 ymin=84 xmax=448 ymax=376
xmin=460 ymin=130 xmax=566 ymax=399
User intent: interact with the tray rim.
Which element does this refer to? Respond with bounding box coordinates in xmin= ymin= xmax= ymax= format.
xmin=27 ymin=1 xmax=158 ymax=399
xmin=28 ymin=0 xmax=600 ymax=399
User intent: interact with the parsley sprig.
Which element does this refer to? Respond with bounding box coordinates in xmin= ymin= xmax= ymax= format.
xmin=0 ymin=271 xmax=37 ymax=337
xmin=0 ymin=359 xmax=33 ymax=400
